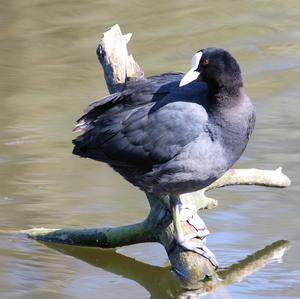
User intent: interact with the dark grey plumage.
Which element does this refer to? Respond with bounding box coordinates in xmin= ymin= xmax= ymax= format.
xmin=73 ymin=48 xmax=256 ymax=195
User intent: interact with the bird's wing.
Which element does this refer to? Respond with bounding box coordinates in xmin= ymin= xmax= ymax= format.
xmin=73 ymin=74 xmax=209 ymax=168
xmin=73 ymin=73 xmax=183 ymax=133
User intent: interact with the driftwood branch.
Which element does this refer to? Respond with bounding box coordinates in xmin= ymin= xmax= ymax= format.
xmin=24 ymin=24 xmax=291 ymax=288
xmin=181 ymin=167 xmax=291 ymax=209
xmin=96 ymin=24 xmax=144 ymax=93
xmin=208 ymin=167 xmax=291 ymax=190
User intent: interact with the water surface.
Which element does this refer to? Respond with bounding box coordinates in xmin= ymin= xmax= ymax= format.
xmin=1 ymin=0 xmax=300 ymax=298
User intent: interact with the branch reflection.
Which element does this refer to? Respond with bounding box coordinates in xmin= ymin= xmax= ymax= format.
xmin=44 ymin=240 xmax=290 ymax=298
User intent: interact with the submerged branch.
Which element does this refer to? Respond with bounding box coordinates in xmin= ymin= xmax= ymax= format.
xmin=217 ymin=240 xmax=290 ymax=285
xmin=29 ymin=237 xmax=290 ymax=298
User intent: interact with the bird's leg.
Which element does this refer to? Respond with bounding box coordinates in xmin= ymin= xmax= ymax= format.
xmin=170 ymin=194 xmax=218 ymax=269
xmin=171 ymin=195 xmax=185 ymax=244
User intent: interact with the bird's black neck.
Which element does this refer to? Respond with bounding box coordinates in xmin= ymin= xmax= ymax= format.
xmin=207 ymin=80 xmax=244 ymax=109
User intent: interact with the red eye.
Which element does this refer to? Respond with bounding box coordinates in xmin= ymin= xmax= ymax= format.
xmin=202 ymin=59 xmax=209 ymax=65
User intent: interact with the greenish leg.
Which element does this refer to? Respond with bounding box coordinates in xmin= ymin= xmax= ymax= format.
xmin=170 ymin=195 xmax=185 ymax=244
xmin=170 ymin=194 xmax=218 ymax=269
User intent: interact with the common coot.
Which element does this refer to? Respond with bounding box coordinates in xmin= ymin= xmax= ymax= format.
xmin=73 ymin=48 xmax=256 ymax=268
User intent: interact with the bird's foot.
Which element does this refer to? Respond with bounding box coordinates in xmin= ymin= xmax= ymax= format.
xmin=176 ymin=203 xmax=218 ymax=269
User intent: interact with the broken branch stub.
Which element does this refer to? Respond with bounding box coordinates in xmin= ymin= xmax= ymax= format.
xmin=96 ymin=24 xmax=144 ymax=93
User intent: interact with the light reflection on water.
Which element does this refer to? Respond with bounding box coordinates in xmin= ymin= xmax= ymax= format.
xmin=1 ymin=0 xmax=300 ymax=298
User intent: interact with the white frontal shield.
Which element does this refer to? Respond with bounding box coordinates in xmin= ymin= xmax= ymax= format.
xmin=179 ymin=51 xmax=202 ymax=87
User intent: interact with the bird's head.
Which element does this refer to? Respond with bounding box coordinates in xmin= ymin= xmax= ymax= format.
xmin=179 ymin=48 xmax=243 ymax=90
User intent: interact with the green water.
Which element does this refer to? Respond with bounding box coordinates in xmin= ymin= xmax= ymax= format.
xmin=1 ymin=0 xmax=300 ymax=298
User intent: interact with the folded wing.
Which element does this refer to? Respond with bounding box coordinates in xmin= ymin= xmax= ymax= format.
xmin=72 ymin=73 xmax=209 ymax=170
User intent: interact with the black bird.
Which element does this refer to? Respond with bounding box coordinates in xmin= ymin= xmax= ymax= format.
xmin=73 ymin=48 xmax=256 ymax=267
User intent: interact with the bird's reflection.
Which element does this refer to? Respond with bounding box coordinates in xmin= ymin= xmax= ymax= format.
xmin=44 ymin=240 xmax=290 ymax=299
